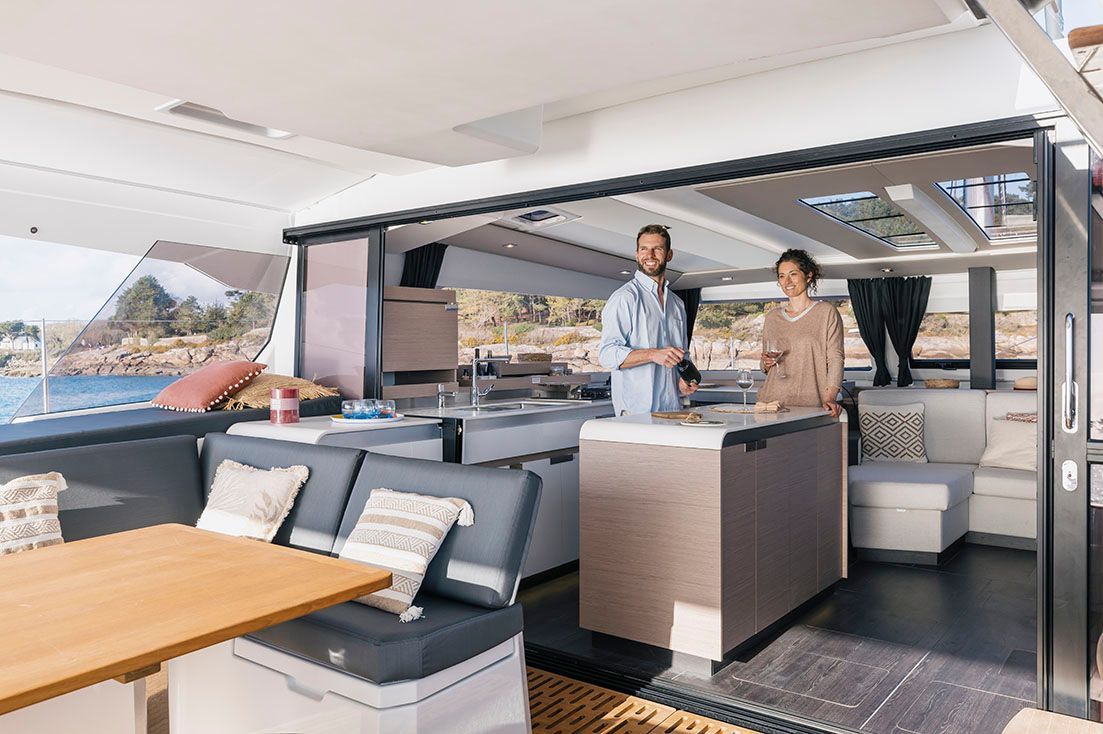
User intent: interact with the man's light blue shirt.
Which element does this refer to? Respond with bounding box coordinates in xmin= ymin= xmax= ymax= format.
xmin=599 ymin=270 xmax=688 ymax=416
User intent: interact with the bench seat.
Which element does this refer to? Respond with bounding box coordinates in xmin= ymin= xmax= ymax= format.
xmin=849 ymin=462 xmax=974 ymax=511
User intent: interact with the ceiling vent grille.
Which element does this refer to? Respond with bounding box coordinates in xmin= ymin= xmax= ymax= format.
xmin=498 ymin=206 xmax=580 ymax=231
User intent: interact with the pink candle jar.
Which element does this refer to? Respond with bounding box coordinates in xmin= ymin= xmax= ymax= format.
xmin=270 ymin=387 xmax=300 ymax=424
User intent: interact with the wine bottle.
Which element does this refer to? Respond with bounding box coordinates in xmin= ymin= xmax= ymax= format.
xmin=676 ymin=358 xmax=701 ymax=386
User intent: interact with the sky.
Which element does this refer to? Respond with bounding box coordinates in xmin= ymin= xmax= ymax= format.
xmin=0 ymin=235 xmax=239 ymax=323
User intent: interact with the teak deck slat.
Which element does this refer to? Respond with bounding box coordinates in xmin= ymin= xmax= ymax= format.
xmin=0 ymin=524 xmax=390 ymax=715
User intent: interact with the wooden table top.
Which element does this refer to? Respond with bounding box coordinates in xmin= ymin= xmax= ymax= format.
xmin=0 ymin=523 xmax=391 ymax=715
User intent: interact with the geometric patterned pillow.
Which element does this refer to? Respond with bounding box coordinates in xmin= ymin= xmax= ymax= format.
xmin=859 ymin=403 xmax=928 ymax=464
xmin=0 ymin=472 xmax=67 ymax=554
xmin=338 ymin=488 xmax=474 ymax=623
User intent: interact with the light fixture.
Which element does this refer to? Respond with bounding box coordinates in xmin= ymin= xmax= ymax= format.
xmin=721 ymin=276 xmax=734 ymax=282
xmin=155 ymin=100 xmax=295 ymax=139
xmin=619 ymin=270 xmax=632 ymax=275
xmin=881 ymin=268 xmax=894 ymax=273
xmin=419 ymin=220 xmax=432 ymax=225
xmin=503 ymin=243 xmax=517 ymax=249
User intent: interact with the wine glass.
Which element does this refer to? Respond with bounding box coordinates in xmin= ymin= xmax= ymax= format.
xmin=765 ymin=339 xmax=786 ymax=379
xmin=735 ymin=369 xmax=754 ymax=407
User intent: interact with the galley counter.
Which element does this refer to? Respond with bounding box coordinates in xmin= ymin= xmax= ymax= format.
xmin=578 ymin=405 xmax=847 ymax=671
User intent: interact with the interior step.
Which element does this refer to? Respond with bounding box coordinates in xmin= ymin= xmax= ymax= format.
xmin=1003 ymin=708 xmax=1103 ymax=733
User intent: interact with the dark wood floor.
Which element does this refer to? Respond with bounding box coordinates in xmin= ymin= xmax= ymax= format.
xmin=520 ymin=543 xmax=1037 ymax=734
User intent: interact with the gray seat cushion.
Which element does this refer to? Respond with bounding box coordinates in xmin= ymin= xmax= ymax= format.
xmin=0 ymin=436 xmax=203 ymax=540
xmin=200 ymin=433 xmax=364 ymax=555
xmin=858 ymin=388 xmax=987 ymax=465
xmin=0 ymin=397 xmax=341 ymax=457
xmin=246 ymin=595 xmax=523 ymax=684
xmin=849 ymin=462 xmax=974 ymax=511
xmin=972 ymin=466 xmax=1037 ymax=500
xmin=339 ymin=454 xmax=541 ymax=609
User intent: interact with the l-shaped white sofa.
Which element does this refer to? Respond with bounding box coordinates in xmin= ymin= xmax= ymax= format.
xmin=849 ymin=387 xmax=1038 ymax=562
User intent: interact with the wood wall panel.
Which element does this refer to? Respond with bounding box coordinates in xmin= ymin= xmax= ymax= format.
xmin=382 ymin=300 xmax=458 ymax=371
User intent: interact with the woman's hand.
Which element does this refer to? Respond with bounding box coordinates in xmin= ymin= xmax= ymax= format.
xmin=761 ymin=353 xmax=777 ymax=370
xmin=823 ymin=400 xmax=842 ymax=418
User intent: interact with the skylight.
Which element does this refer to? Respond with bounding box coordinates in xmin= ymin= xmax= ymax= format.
xmin=936 ymin=173 xmax=1035 ymax=241
xmin=800 ymin=192 xmax=935 ymax=248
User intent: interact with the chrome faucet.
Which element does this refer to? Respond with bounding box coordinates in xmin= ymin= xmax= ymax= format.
xmin=437 ymin=383 xmax=457 ymax=410
xmin=470 ymin=356 xmax=495 ymax=407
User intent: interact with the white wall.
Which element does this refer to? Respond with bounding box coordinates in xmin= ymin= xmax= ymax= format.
xmin=437 ymin=248 xmax=623 ymax=299
xmin=297 ymin=24 xmax=1055 ymax=226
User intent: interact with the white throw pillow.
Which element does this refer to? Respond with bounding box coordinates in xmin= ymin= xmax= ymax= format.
xmin=339 ymin=487 xmax=474 ymax=623
xmin=980 ymin=418 xmax=1037 ymax=473
xmin=0 ymin=472 xmax=67 ymax=554
xmin=196 ymin=459 xmax=309 ymax=542
xmin=858 ymin=402 xmax=928 ymax=463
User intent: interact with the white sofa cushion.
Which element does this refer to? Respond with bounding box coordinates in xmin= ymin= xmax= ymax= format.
xmin=985 ymin=390 xmax=1038 ymax=432
xmin=858 ymin=388 xmax=987 ymax=465
xmin=849 ymin=462 xmax=974 ymax=511
xmin=979 ymin=418 xmax=1037 ymax=472
xmin=972 ymin=466 xmax=1037 ymax=501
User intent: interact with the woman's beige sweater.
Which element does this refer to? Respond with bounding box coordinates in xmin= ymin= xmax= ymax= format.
xmin=757 ymin=301 xmax=845 ymax=408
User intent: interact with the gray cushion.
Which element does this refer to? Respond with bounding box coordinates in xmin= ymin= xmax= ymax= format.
xmin=339 ymin=455 xmax=541 ymax=610
xmin=246 ymin=594 xmax=523 ymax=684
xmin=858 ymin=388 xmax=987 ymax=465
xmin=972 ymin=466 xmax=1037 ymax=500
xmin=199 ymin=433 xmax=364 ymax=555
xmin=0 ymin=436 xmax=203 ymax=540
xmin=0 ymin=397 xmax=341 ymax=457
xmin=849 ymin=462 xmax=974 ymax=510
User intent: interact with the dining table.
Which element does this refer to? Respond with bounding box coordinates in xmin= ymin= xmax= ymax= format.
xmin=0 ymin=523 xmax=391 ymax=733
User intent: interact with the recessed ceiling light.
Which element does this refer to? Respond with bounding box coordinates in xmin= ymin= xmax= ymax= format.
xmin=419 ymin=220 xmax=432 ymax=225
xmin=881 ymin=268 xmax=894 ymax=273
xmin=721 ymin=276 xmax=734 ymax=282
xmin=503 ymin=243 xmax=517 ymax=249
xmin=619 ymin=270 xmax=632 ymax=275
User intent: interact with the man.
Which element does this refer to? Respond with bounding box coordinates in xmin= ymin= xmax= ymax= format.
xmin=599 ymin=224 xmax=698 ymax=416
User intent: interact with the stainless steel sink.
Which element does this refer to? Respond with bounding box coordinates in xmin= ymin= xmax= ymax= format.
xmin=449 ymin=401 xmax=564 ymax=415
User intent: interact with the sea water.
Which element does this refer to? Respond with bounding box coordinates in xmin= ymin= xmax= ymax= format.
xmin=0 ymin=375 xmax=178 ymax=424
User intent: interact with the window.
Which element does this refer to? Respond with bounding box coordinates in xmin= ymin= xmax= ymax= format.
xmin=691 ymin=299 xmax=871 ymax=371
xmin=455 ymin=289 xmax=606 ymax=372
xmin=801 ymin=192 xmax=935 ymax=248
xmin=7 ymin=241 xmax=288 ymax=421
xmin=911 ymin=311 xmax=969 ymax=364
xmin=936 ymin=173 xmax=1036 ymax=241
xmin=996 ymin=309 xmax=1038 ymax=360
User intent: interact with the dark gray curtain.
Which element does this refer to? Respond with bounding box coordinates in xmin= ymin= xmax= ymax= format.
xmin=881 ymin=276 xmax=932 ymax=387
xmin=399 ymin=243 xmax=448 ymax=288
xmin=674 ymin=288 xmax=702 ymax=341
xmin=847 ymin=279 xmax=891 ymax=386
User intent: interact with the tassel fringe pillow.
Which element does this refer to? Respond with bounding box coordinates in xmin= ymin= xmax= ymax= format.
xmin=339 ymin=488 xmax=474 ymax=623
xmin=0 ymin=472 xmax=67 ymax=554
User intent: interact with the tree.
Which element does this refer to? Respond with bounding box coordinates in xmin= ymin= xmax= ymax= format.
xmin=172 ymin=296 xmax=204 ymax=336
xmin=111 ymin=275 xmax=177 ymax=340
xmin=225 ymin=291 xmax=276 ymax=333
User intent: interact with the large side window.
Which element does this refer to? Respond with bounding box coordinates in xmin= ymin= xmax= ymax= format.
xmin=692 ymin=298 xmax=871 ymax=371
xmin=6 ymin=241 xmax=288 ymax=421
xmin=455 ymin=289 xmax=606 ymax=372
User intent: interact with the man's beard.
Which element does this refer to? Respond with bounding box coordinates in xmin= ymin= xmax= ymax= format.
xmin=637 ymin=260 xmax=666 ymax=277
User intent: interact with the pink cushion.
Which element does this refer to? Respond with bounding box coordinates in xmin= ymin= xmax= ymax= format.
xmin=152 ymin=361 xmax=266 ymax=413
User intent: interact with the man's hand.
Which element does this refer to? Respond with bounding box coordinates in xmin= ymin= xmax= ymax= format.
xmin=649 ymin=347 xmax=684 ymax=368
xmin=679 ymin=378 xmax=698 ymax=396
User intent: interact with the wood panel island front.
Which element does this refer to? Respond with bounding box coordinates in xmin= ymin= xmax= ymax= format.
xmin=578 ymin=406 xmax=847 ymax=672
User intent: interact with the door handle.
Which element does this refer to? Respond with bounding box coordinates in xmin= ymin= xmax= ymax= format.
xmin=1062 ymin=312 xmax=1078 ymax=434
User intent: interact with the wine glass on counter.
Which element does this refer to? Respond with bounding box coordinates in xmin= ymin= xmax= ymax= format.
xmin=764 ymin=338 xmax=786 ymax=379
xmin=735 ymin=369 xmax=754 ymax=407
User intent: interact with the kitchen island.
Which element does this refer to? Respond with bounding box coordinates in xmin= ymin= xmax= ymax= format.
xmin=578 ymin=406 xmax=846 ymax=672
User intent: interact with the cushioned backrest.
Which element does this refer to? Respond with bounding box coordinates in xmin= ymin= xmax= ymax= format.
xmin=339 ymin=454 xmax=542 ymax=610
xmin=0 ymin=435 xmax=203 ymax=541
xmin=985 ymin=390 xmax=1039 ymax=434
xmin=200 ymin=433 xmax=364 ymax=555
xmin=858 ymin=388 xmax=987 ymax=464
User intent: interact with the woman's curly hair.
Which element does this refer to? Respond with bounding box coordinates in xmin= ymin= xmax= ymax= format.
xmin=775 ymin=249 xmax=822 ymax=294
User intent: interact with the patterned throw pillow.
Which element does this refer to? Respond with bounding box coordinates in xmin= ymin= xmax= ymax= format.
xmin=859 ymin=403 xmax=928 ymax=464
xmin=339 ymin=488 xmax=474 ymax=623
xmin=0 ymin=472 xmax=67 ymax=554
xmin=196 ymin=460 xmax=309 ymax=542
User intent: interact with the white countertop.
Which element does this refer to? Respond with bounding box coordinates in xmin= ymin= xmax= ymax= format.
xmin=579 ymin=405 xmax=842 ymax=450
xmin=227 ymin=415 xmax=442 ymax=444
xmin=405 ymin=399 xmax=612 ymax=421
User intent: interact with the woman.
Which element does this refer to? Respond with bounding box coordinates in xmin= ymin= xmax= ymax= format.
xmin=758 ymin=249 xmax=844 ymax=418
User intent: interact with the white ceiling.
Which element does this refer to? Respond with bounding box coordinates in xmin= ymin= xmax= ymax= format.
xmin=0 ymin=0 xmax=973 ymax=174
